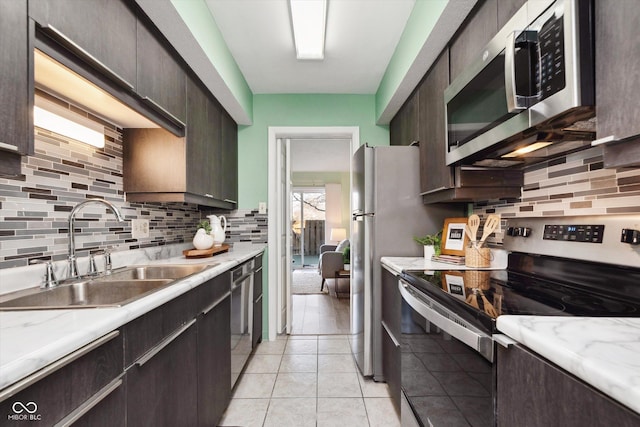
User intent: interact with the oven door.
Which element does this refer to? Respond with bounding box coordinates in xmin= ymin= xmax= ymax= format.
xmin=399 ymin=280 xmax=495 ymax=427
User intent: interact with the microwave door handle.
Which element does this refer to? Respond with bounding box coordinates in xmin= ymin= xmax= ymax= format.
xmin=505 ymin=31 xmax=526 ymax=113
xmin=506 ymin=30 xmax=540 ymax=113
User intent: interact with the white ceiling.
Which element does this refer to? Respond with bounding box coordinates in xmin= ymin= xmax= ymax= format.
xmin=205 ymin=0 xmax=415 ymax=94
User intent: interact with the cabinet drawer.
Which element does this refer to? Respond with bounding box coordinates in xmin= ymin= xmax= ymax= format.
xmin=195 ymin=272 xmax=231 ymax=315
xmin=0 ymin=331 xmax=123 ymax=425
xmin=123 ymin=288 xmax=198 ymax=366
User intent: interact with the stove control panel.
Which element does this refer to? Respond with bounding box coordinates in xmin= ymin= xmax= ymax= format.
xmin=543 ymin=224 xmax=605 ymax=243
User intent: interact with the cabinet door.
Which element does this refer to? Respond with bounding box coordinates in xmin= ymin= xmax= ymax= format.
xmin=497 ymin=0 xmax=527 ymax=29
xmin=0 ymin=0 xmax=32 ymax=163
xmin=595 ymin=1 xmax=640 ymax=141
xmin=186 ymin=76 xmax=211 ymax=197
xmin=220 ymin=109 xmax=238 ymax=204
xmin=497 ymin=344 xmax=640 ymax=426
xmin=449 ymin=0 xmax=498 ymax=81
xmin=28 ymin=0 xmax=136 ymax=90
xmin=400 ymin=90 xmax=420 ymax=146
xmin=418 ymin=50 xmax=454 ymax=194
xmin=127 ymin=321 xmax=198 ymax=427
xmin=136 ymin=15 xmax=186 ymax=125
xmin=198 ymin=295 xmax=231 ymax=426
xmin=389 ymin=113 xmax=402 ymax=146
xmin=206 ymin=97 xmax=223 ymax=200
xmin=252 ymin=266 xmax=263 ymax=348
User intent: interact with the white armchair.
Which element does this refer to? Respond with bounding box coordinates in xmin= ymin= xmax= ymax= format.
xmin=318 ymin=239 xmax=349 ymax=292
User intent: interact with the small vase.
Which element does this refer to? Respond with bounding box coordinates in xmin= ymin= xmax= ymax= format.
xmin=423 ymin=245 xmax=436 ymax=260
xmin=193 ymin=228 xmax=214 ymax=250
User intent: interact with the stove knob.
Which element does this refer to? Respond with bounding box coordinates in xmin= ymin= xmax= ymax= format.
xmin=507 ymin=227 xmax=515 ymax=236
xmin=513 ymin=227 xmax=523 ymax=237
xmin=621 ymin=228 xmax=640 ymax=245
xmin=522 ymin=227 xmax=532 ymax=237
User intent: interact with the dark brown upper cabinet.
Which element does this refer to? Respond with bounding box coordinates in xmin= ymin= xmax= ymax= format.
xmin=220 ymin=110 xmax=239 ymax=205
xmin=28 ymin=0 xmax=137 ymax=91
xmin=595 ymin=1 xmax=640 ymax=168
xmin=0 ymin=0 xmax=33 ymax=176
xmin=136 ymin=13 xmax=187 ymax=127
xmin=390 ymin=89 xmax=419 ymax=146
xmin=123 ymin=75 xmax=237 ymax=210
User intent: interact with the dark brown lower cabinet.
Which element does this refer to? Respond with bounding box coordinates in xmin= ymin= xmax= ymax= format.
xmin=126 ymin=320 xmax=198 ymax=427
xmin=497 ymin=344 xmax=640 ymax=426
xmin=0 ymin=331 xmax=124 ymax=426
xmin=381 ymin=267 xmax=401 ymax=413
xmin=197 ymin=293 xmax=231 ymax=426
xmin=252 ymin=261 xmax=264 ymax=349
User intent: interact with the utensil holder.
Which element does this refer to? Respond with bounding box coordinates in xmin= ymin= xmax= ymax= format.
xmin=464 ymin=270 xmax=491 ymax=289
xmin=465 ymin=245 xmax=491 ymax=268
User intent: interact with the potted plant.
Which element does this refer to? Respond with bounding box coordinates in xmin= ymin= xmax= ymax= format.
xmin=413 ymin=231 xmax=442 ymax=259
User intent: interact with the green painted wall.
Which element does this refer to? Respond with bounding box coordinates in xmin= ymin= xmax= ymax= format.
xmin=237 ymin=94 xmax=389 ymax=209
xmin=375 ymin=0 xmax=448 ymax=122
xmin=171 ymin=0 xmax=253 ymax=122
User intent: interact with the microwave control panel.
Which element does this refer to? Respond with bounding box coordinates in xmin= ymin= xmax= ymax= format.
xmin=534 ymin=6 xmax=566 ymax=99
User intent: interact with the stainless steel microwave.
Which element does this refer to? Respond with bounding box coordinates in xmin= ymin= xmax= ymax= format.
xmin=445 ymin=0 xmax=595 ymax=167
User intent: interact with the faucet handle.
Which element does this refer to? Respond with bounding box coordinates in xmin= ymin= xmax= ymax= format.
xmin=88 ymin=254 xmax=99 ymax=276
xmin=95 ymin=247 xmax=114 ymax=274
xmin=30 ymin=259 xmax=58 ymax=288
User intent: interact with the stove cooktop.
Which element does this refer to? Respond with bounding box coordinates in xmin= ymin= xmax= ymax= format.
xmin=401 ymin=252 xmax=640 ymax=334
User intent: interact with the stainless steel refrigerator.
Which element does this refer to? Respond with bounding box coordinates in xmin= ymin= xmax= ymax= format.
xmin=350 ymin=144 xmax=461 ymax=379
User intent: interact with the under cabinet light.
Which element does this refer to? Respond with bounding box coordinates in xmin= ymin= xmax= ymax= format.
xmin=34 ymin=96 xmax=105 ymax=148
xmin=501 ymin=142 xmax=553 ymax=158
xmin=289 ymin=0 xmax=327 ymax=60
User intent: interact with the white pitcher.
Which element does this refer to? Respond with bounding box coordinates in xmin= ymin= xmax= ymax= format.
xmin=207 ymin=215 xmax=227 ymax=247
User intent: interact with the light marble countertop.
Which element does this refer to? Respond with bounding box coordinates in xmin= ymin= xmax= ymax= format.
xmin=381 ymin=248 xmax=509 ymax=275
xmin=0 ymin=244 xmax=265 ymax=391
xmin=497 ymin=316 xmax=640 ymax=415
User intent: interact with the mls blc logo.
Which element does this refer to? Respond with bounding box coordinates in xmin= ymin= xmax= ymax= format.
xmin=8 ymin=401 xmax=41 ymax=421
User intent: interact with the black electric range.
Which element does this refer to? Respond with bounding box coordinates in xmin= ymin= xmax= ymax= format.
xmin=400 ymin=215 xmax=640 ymax=335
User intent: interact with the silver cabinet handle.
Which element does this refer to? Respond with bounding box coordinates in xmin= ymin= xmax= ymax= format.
xmin=381 ymin=320 xmax=400 ymax=348
xmin=41 ymin=25 xmax=135 ymax=91
xmin=141 ymin=96 xmax=186 ymax=127
xmin=493 ymin=333 xmax=518 ymax=348
xmin=53 ymin=375 xmax=124 ymax=427
xmin=419 ymin=186 xmax=447 ymax=196
xmin=135 ymin=319 xmax=196 ymax=367
xmin=0 ymin=331 xmax=120 ymax=402
xmin=254 ymin=294 xmax=263 ymax=303
xmin=0 ymin=142 xmax=20 ymax=153
xmin=223 ymin=199 xmax=237 ymax=204
xmin=203 ymin=291 xmax=231 ymax=315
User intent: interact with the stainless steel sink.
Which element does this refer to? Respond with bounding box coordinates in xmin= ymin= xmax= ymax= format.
xmin=0 ymin=279 xmax=173 ymax=310
xmin=0 ymin=263 xmax=218 ymax=311
xmin=105 ymin=264 xmax=215 ymax=281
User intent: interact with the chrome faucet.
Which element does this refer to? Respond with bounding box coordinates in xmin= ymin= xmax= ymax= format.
xmin=68 ymin=199 xmax=125 ymax=279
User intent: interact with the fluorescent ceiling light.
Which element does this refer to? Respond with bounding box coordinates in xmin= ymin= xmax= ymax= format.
xmin=34 ymin=96 xmax=105 ymax=148
xmin=289 ymin=0 xmax=327 ymax=60
xmin=501 ymin=142 xmax=553 ymax=158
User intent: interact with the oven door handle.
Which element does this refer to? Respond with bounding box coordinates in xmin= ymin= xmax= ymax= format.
xmin=399 ymin=281 xmax=494 ymax=362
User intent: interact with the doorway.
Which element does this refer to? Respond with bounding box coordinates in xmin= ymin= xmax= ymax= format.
xmin=267 ymin=126 xmax=359 ymax=339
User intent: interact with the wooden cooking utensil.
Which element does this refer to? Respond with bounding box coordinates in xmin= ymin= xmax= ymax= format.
xmin=464 ymin=224 xmax=475 ymax=243
xmin=465 ymin=293 xmax=479 ymax=308
xmin=468 ymin=214 xmax=480 ymax=245
xmin=478 ymin=214 xmax=500 ymax=247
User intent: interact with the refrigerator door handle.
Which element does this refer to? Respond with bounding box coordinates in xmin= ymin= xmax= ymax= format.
xmin=352 ymin=211 xmax=375 ymax=221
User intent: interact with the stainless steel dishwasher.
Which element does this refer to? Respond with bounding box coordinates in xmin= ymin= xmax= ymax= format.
xmin=230 ymin=260 xmax=253 ymax=387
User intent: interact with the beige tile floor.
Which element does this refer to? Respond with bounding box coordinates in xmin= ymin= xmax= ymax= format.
xmin=219 ymin=335 xmax=401 ymax=427
xmin=291 ymin=294 xmax=350 ymax=335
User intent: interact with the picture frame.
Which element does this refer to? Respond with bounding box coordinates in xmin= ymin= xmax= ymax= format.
xmin=441 ymin=217 xmax=469 ymax=256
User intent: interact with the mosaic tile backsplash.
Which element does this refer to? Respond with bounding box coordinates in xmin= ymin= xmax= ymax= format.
xmin=473 ymin=146 xmax=640 ymax=244
xmin=0 ymin=96 xmax=267 ymax=269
